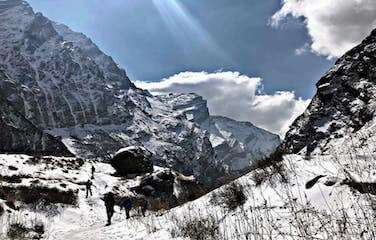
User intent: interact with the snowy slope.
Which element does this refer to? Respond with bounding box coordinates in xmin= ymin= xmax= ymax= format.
xmin=1 ymin=151 xmax=369 ymax=240
xmin=0 ymin=154 xmax=201 ymax=240
xmin=50 ymin=150 xmax=376 ymax=239
xmin=1 ymin=136 xmax=374 ymax=239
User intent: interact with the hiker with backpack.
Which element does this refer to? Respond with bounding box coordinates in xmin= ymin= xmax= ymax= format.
xmin=101 ymin=192 xmax=115 ymax=226
xmin=139 ymin=197 xmax=148 ymax=217
xmin=85 ymin=179 xmax=93 ymax=198
xmin=91 ymin=165 xmax=95 ymax=179
xmin=120 ymin=196 xmax=133 ymax=219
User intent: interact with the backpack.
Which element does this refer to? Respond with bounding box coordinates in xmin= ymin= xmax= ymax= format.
xmin=121 ymin=198 xmax=132 ymax=210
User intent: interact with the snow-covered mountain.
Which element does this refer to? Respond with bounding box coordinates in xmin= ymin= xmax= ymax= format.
xmin=0 ymin=0 xmax=279 ymax=186
xmin=159 ymin=93 xmax=280 ymax=175
xmin=0 ymin=0 xmax=134 ymax=128
xmin=283 ymin=29 xmax=376 ymax=155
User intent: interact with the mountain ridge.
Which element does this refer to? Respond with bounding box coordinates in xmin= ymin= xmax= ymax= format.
xmin=282 ymin=28 xmax=376 ymax=155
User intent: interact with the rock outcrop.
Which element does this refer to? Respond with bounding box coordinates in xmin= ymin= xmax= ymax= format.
xmin=131 ymin=167 xmax=205 ymax=210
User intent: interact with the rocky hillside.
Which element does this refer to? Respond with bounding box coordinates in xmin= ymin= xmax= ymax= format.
xmin=283 ymin=29 xmax=376 ymax=155
xmin=0 ymin=70 xmax=71 ymax=156
xmin=0 ymin=0 xmax=279 ymax=186
xmin=0 ymin=0 xmax=134 ymax=128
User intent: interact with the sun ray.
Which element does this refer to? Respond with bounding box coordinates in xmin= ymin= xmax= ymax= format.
xmin=152 ymin=0 xmax=232 ymax=62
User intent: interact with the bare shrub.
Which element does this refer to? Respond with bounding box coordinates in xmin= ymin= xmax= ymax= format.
xmin=7 ymin=223 xmax=28 ymax=240
xmin=1 ymin=185 xmax=78 ymax=205
xmin=0 ymin=204 xmax=4 ymax=217
xmin=210 ymin=182 xmax=246 ymax=210
xmin=250 ymin=168 xmax=269 ymax=186
xmin=148 ymin=197 xmax=171 ymax=211
xmin=250 ymin=161 xmax=287 ymax=186
xmin=33 ymin=222 xmax=44 ymax=235
xmin=173 ymin=215 xmax=219 ymax=240
xmin=248 ymin=148 xmax=288 ymax=186
xmin=7 ymin=218 xmax=45 ymax=240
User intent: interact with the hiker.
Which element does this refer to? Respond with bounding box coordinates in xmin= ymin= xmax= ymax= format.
xmin=120 ymin=197 xmax=133 ymax=219
xmin=85 ymin=179 xmax=93 ymax=198
xmin=102 ymin=192 xmax=115 ymax=226
xmin=91 ymin=165 xmax=95 ymax=179
xmin=139 ymin=198 xmax=148 ymax=217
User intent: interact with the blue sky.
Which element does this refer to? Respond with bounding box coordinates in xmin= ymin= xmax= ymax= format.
xmin=28 ymin=0 xmax=333 ymax=99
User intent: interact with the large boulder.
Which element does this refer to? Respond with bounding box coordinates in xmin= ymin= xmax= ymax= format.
xmin=130 ymin=168 xmax=206 ymax=210
xmin=111 ymin=146 xmax=153 ymax=176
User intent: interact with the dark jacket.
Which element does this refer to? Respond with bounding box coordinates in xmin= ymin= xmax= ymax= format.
xmin=103 ymin=193 xmax=115 ymax=208
xmin=86 ymin=180 xmax=92 ymax=188
xmin=120 ymin=197 xmax=132 ymax=210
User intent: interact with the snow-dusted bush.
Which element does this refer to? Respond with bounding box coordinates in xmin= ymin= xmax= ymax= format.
xmin=250 ymin=161 xmax=287 ymax=186
xmin=210 ymin=182 xmax=246 ymax=210
xmin=7 ymin=223 xmax=28 ymax=240
xmin=173 ymin=215 xmax=219 ymax=240
xmin=7 ymin=221 xmax=45 ymax=240
xmin=1 ymin=185 xmax=77 ymax=205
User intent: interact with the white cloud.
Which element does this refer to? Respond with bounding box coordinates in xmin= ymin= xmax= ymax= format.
xmin=135 ymin=71 xmax=310 ymax=137
xmin=271 ymin=0 xmax=376 ymax=58
xmin=295 ymin=43 xmax=309 ymax=56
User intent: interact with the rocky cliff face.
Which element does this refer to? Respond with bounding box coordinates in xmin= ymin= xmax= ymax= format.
xmin=0 ymin=0 xmax=279 ymax=186
xmin=0 ymin=70 xmax=72 ymax=156
xmin=0 ymin=0 xmax=135 ymax=128
xmin=282 ymin=29 xmax=376 ymax=154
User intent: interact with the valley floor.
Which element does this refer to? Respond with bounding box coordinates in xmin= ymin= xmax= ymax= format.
xmin=1 ymin=151 xmax=376 ymax=239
